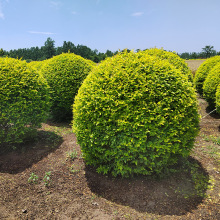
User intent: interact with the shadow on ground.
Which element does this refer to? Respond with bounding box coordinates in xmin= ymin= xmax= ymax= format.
xmin=0 ymin=130 xmax=63 ymax=174
xmin=46 ymin=120 xmax=72 ymax=128
xmin=85 ymin=157 xmax=209 ymax=216
xmin=205 ymin=106 xmax=220 ymax=119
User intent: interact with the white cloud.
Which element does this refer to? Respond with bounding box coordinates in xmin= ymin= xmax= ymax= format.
xmin=71 ymin=11 xmax=77 ymax=15
xmin=0 ymin=0 xmax=10 ymax=20
xmin=0 ymin=10 xmax=4 ymax=19
xmin=131 ymin=12 xmax=144 ymax=17
xmin=28 ymin=31 xmax=56 ymax=35
xmin=50 ymin=1 xmax=62 ymax=9
xmin=0 ymin=2 xmax=4 ymax=19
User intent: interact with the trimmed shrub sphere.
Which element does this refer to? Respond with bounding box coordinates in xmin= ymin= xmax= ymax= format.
xmin=41 ymin=53 xmax=95 ymax=121
xmin=141 ymin=48 xmax=193 ymax=82
xmin=194 ymin=56 xmax=220 ymax=95
xmin=0 ymin=57 xmax=50 ymax=146
xmin=203 ymin=63 xmax=220 ymax=107
xmin=216 ymin=85 xmax=220 ymax=113
xmin=73 ymin=51 xmax=199 ymax=177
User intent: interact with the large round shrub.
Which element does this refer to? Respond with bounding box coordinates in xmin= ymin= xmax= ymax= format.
xmin=41 ymin=53 xmax=95 ymax=121
xmin=194 ymin=56 xmax=220 ymax=95
xmin=203 ymin=63 xmax=220 ymax=107
xmin=73 ymin=51 xmax=199 ymax=177
xmin=0 ymin=57 xmax=50 ymax=147
xmin=141 ymin=48 xmax=193 ymax=82
xmin=216 ymin=85 xmax=220 ymax=113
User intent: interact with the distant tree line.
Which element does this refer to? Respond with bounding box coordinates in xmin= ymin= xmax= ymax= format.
xmin=179 ymin=46 xmax=220 ymax=59
xmin=0 ymin=39 xmax=219 ymax=62
xmin=0 ymin=38 xmax=117 ymax=63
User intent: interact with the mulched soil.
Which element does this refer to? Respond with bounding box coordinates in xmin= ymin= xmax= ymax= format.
xmin=0 ymin=96 xmax=219 ymax=220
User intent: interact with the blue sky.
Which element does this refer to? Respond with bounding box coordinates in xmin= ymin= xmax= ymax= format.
xmin=0 ymin=0 xmax=220 ymax=53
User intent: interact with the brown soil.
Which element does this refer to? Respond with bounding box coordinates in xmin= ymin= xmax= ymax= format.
xmin=0 ymin=97 xmax=219 ymax=220
xmin=185 ymin=59 xmax=206 ymax=74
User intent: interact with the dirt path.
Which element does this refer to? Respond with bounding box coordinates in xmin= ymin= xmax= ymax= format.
xmin=185 ymin=59 xmax=206 ymax=73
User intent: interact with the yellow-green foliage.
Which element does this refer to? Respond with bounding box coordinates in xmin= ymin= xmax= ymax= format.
xmin=194 ymin=56 xmax=220 ymax=95
xmin=73 ymin=51 xmax=199 ymax=177
xmin=203 ymin=63 xmax=220 ymax=107
xmin=141 ymin=48 xmax=193 ymax=82
xmin=41 ymin=53 xmax=95 ymax=121
xmin=27 ymin=60 xmax=47 ymax=72
xmin=216 ymin=85 xmax=220 ymax=113
xmin=0 ymin=57 xmax=50 ymax=147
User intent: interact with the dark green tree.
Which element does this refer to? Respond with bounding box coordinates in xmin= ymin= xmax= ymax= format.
xmin=62 ymin=41 xmax=76 ymax=53
xmin=105 ymin=50 xmax=114 ymax=57
xmin=43 ymin=37 xmax=56 ymax=59
xmin=75 ymin=45 xmax=93 ymax=59
xmin=4 ymin=39 xmax=116 ymax=63
xmin=0 ymin=48 xmax=5 ymax=57
xmin=191 ymin=52 xmax=198 ymax=59
xmin=202 ymin=45 xmax=216 ymax=58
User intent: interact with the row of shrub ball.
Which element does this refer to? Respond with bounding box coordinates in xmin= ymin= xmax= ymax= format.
xmin=1 ymin=49 xmax=201 ymax=177
xmin=194 ymin=56 xmax=220 ymax=111
xmin=0 ymin=54 xmax=95 ymax=148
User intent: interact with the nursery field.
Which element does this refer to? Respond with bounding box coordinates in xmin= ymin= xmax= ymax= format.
xmin=185 ymin=59 xmax=206 ymax=74
xmin=0 ymin=96 xmax=219 ymax=220
xmin=0 ymin=61 xmax=219 ymax=219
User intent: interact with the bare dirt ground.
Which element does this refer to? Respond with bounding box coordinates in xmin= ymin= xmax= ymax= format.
xmin=0 ymin=98 xmax=219 ymax=220
xmin=0 ymin=62 xmax=219 ymax=219
xmin=185 ymin=59 xmax=206 ymax=74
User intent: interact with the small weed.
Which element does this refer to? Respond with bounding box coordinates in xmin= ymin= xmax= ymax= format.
xmin=28 ymin=172 xmax=39 ymax=184
xmin=43 ymin=171 xmax=52 ymax=186
xmin=66 ymin=150 xmax=78 ymax=160
xmin=69 ymin=164 xmax=82 ymax=173
xmin=113 ymin=210 xmax=118 ymax=215
xmin=202 ymin=134 xmax=210 ymax=142
xmin=202 ymin=134 xmax=220 ymax=145
xmin=202 ymin=134 xmax=211 ymax=142
xmin=79 ymin=152 xmax=84 ymax=159
xmin=201 ymin=145 xmax=220 ymax=164
xmin=214 ymin=136 xmax=220 ymax=145
xmin=28 ymin=171 xmax=53 ymax=187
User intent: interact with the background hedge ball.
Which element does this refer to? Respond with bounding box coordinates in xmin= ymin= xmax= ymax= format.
xmin=0 ymin=57 xmax=50 ymax=147
xmin=141 ymin=48 xmax=193 ymax=82
xmin=203 ymin=62 xmax=220 ymax=107
xmin=194 ymin=56 xmax=220 ymax=95
xmin=41 ymin=53 xmax=95 ymax=121
xmin=216 ymin=85 xmax=220 ymax=113
xmin=73 ymin=51 xmax=199 ymax=177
